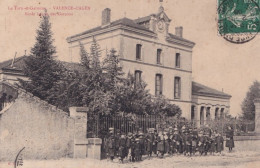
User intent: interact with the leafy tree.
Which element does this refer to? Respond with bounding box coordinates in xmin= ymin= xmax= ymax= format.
xmin=241 ymin=80 xmax=260 ymax=121
xmin=55 ymin=70 xmax=83 ymax=110
xmin=116 ymin=73 xmax=153 ymax=115
xmin=151 ymin=96 xmax=182 ymax=117
xmin=19 ymin=10 xmax=63 ymax=105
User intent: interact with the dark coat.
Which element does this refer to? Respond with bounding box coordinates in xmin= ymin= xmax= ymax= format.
xmin=134 ymin=142 xmax=141 ymax=157
xmin=146 ymin=134 xmax=154 ymax=153
xmin=153 ymin=135 xmax=159 ymax=153
xmin=225 ymin=130 xmax=235 ymax=148
xmin=164 ymin=136 xmax=170 ymax=153
xmin=198 ymin=136 xmax=205 ymax=153
xmin=108 ymin=136 xmax=116 ymax=157
xmin=118 ymin=137 xmax=127 ymax=158
xmin=173 ymin=133 xmax=181 ymax=146
xmin=157 ymin=136 xmax=165 ymax=152
xmin=209 ymin=137 xmax=216 ymax=152
xmin=216 ymin=135 xmax=224 ymax=152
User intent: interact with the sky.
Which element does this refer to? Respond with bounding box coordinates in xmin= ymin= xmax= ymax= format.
xmin=0 ymin=0 xmax=260 ymax=117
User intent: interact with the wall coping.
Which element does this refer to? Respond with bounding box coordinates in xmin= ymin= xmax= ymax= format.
xmin=74 ymin=138 xmax=102 ymax=145
xmin=0 ymin=81 xmax=69 ymax=117
xmin=74 ymin=138 xmax=89 ymax=145
xmin=76 ymin=107 xmax=89 ymax=113
xmin=87 ymin=138 xmax=102 ymax=145
xmin=0 ymin=102 xmax=15 ymax=115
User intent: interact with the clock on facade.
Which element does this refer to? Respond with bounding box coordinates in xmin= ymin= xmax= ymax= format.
xmin=157 ymin=20 xmax=165 ymax=32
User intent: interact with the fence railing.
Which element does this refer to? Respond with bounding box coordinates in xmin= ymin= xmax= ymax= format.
xmin=86 ymin=114 xmax=255 ymax=138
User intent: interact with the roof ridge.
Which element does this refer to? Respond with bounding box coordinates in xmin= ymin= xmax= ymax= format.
xmin=67 ymin=17 xmax=154 ymax=40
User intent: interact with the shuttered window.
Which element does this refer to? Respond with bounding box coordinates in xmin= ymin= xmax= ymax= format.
xmin=155 ymin=74 xmax=163 ymax=96
xmin=174 ymin=77 xmax=181 ymax=99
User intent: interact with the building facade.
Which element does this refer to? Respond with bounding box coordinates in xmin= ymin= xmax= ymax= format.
xmin=67 ymin=6 xmax=231 ymax=125
xmin=67 ymin=6 xmax=195 ymax=119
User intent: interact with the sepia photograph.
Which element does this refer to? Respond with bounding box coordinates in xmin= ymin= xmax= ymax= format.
xmin=0 ymin=0 xmax=259 ymax=168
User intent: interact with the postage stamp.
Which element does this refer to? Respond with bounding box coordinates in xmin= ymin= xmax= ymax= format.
xmin=218 ymin=0 xmax=260 ymax=43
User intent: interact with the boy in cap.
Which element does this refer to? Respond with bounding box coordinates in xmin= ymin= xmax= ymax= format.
xmin=191 ymin=127 xmax=198 ymax=156
xmin=118 ymin=133 xmax=127 ymax=163
xmin=130 ymin=135 xmax=136 ymax=162
xmin=134 ymin=138 xmax=141 ymax=161
xmin=138 ymin=132 xmax=145 ymax=160
xmin=204 ymin=131 xmax=210 ymax=156
xmin=215 ymin=132 xmax=224 ymax=154
xmin=164 ymin=130 xmax=170 ymax=155
xmin=157 ymin=132 xmax=165 ymax=158
xmin=153 ymin=131 xmax=159 ymax=156
xmin=197 ymin=131 xmax=205 ymax=156
xmin=115 ymin=130 xmax=121 ymax=157
xmin=209 ymin=132 xmax=216 ymax=155
xmin=107 ymin=128 xmax=116 ymax=161
xmin=146 ymin=128 xmax=155 ymax=159
xmin=172 ymin=127 xmax=181 ymax=154
xmin=126 ymin=132 xmax=133 ymax=161
xmin=186 ymin=128 xmax=193 ymax=156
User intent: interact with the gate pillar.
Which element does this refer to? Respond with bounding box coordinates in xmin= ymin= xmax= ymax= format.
xmin=254 ymin=99 xmax=260 ymax=135
xmin=70 ymin=107 xmax=88 ymax=158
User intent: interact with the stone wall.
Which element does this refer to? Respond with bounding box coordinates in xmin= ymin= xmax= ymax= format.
xmin=0 ymin=90 xmax=75 ymax=161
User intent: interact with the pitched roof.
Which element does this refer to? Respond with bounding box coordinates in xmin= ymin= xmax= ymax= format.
xmin=192 ymin=81 xmax=231 ymax=99
xmin=134 ymin=15 xmax=153 ymax=23
xmin=168 ymin=33 xmax=195 ymax=45
xmin=67 ymin=17 xmax=155 ymax=41
xmin=0 ymin=56 xmax=84 ymax=73
xmin=0 ymin=56 xmax=27 ymax=72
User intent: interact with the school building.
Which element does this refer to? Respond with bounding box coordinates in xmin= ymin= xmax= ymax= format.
xmin=66 ymin=6 xmax=231 ymax=126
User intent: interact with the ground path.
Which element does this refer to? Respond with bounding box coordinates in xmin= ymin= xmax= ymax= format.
xmin=0 ymin=140 xmax=259 ymax=168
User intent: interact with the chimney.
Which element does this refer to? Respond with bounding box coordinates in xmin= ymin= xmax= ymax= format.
xmin=102 ymin=8 xmax=111 ymax=26
xmin=175 ymin=26 xmax=183 ymax=38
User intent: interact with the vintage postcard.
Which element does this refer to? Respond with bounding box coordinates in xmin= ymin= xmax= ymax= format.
xmin=0 ymin=0 xmax=259 ymax=168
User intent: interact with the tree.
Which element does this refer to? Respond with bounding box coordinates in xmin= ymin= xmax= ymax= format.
xmin=102 ymin=48 xmax=124 ymax=90
xmin=80 ymin=37 xmax=112 ymax=116
xmin=115 ymin=73 xmax=153 ymax=115
xmin=241 ymin=80 xmax=260 ymax=121
xmin=19 ymin=10 xmax=63 ymax=106
xmin=79 ymin=41 xmax=90 ymax=69
xmin=151 ymin=96 xmax=182 ymax=117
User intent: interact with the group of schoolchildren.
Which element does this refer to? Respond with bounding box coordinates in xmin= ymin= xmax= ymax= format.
xmin=104 ymin=125 xmax=225 ymax=163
